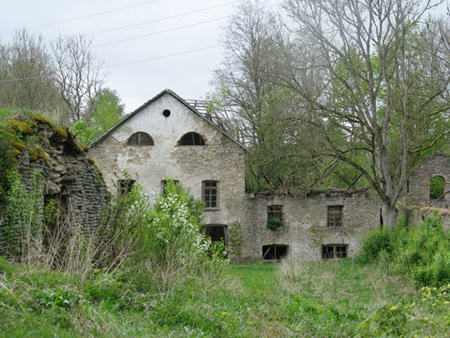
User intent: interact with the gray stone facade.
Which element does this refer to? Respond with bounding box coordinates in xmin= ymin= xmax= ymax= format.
xmin=89 ymin=89 xmax=386 ymax=261
xmin=242 ymin=192 xmax=381 ymax=261
xmin=402 ymin=153 xmax=450 ymax=229
xmin=89 ymin=90 xmax=248 ymax=242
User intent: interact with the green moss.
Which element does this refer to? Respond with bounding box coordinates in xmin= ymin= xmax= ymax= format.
xmin=10 ymin=148 xmax=23 ymax=157
xmin=7 ymin=119 xmax=36 ymax=135
xmin=12 ymin=142 xmax=26 ymax=149
xmin=31 ymin=113 xmax=51 ymax=125
xmin=54 ymin=126 xmax=68 ymax=139
xmin=29 ymin=147 xmax=48 ymax=161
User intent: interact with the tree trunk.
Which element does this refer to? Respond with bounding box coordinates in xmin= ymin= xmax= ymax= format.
xmin=382 ymin=203 xmax=398 ymax=231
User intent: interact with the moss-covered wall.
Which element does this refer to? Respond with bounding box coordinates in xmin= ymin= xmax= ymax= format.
xmin=0 ymin=114 xmax=107 ymax=249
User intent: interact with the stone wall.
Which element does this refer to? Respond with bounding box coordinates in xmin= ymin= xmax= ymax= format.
xmin=1 ymin=115 xmax=107 ymax=250
xmin=401 ymin=153 xmax=450 ymax=227
xmin=89 ymin=91 xmax=248 ymax=237
xmin=405 ymin=153 xmax=450 ymax=208
xmin=240 ymin=192 xmax=381 ymax=261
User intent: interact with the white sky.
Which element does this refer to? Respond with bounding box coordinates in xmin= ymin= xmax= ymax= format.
xmin=0 ymin=0 xmax=276 ymax=113
xmin=1 ymin=0 xmax=444 ymax=114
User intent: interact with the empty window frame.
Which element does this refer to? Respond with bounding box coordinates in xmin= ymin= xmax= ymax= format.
xmin=202 ymin=181 xmax=219 ymax=209
xmin=262 ymin=244 xmax=289 ymax=260
xmin=161 ymin=180 xmax=179 ymax=195
xmin=204 ymin=224 xmax=227 ymax=246
xmin=179 ymin=132 xmax=205 ymax=146
xmin=267 ymin=205 xmax=283 ymax=226
xmin=430 ymin=176 xmax=445 ymax=200
xmin=327 ymin=205 xmax=343 ymax=227
xmin=118 ymin=179 xmax=136 ymax=195
xmin=127 ymin=132 xmax=154 ymax=146
xmin=322 ymin=244 xmax=348 ymax=259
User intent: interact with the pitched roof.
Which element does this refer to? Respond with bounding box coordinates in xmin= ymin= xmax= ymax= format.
xmin=89 ymin=88 xmax=249 ymax=152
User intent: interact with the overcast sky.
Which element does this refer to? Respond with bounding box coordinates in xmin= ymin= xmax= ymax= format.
xmin=1 ymin=1 xmax=445 ymax=114
xmin=0 ymin=0 xmax=277 ymax=113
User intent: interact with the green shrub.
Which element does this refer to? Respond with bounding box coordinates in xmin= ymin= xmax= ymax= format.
xmin=228 ymin=221 xmax=244 ymax=259
xmin=267 ymin=217 xmax=282 ymax=231
xmin=359 ymin=212 xmax=450 ymax=286
xmin=358 ymin=227 xmax=391 ymax=263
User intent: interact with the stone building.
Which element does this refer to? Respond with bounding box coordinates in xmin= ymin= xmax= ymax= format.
xmin=402 ymin=153 xmax=450 ymax=228
xmin=89 ymin=89 xmax=387 ymax=261
xmin=89 ymin=89 xmax=249 ymax=251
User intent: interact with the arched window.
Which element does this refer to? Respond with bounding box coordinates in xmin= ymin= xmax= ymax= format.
xmin=127 ymin=132 xmax=154 ymax=146
xmin=430 ymin=176 xmax=445 ymax=200
xmin=179 ymin=132 xmax=205 ymax=146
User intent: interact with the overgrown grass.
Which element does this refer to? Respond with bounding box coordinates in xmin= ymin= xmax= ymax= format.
xmin=2 ymin=258 xmax=449 ymax=337
xmin=359 ymin=213 xmax=450 ymax=286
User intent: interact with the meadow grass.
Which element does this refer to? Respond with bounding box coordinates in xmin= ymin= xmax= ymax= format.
xmin=1 ymin=257 xmax=449 ymax=337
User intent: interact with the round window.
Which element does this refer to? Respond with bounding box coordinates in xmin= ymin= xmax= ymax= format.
xmin=163 ymin=109 xmax=171 ymax=117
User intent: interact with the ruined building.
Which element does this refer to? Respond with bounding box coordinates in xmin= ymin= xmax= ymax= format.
xmin=89 ymin=89 xmax=450 ymax=261
xmin=0 ymin=115 xmax=107 ymax=252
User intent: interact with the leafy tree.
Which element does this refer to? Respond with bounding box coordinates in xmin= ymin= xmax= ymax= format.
xmin=212 ymin=0 xmax=322 ymax=191
xmin=281 ymin=0 xmax=450 ymax=227
xmin=70 ymin=88 xmax=124 ymax=145
xmin=91 ymin=88 xmax=124 ymax=134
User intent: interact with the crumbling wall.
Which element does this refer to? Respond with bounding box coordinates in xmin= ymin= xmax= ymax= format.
xmin=1 ymin=115 xmax=107 ymax=246
xmin=401 ymin=153 xmax=450 ymax=227
xmin=241 ymin=191 xmax=381 ymax=261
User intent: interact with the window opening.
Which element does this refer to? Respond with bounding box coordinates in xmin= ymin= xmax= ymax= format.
xmin=267 ymin=205 xmax=283 ymax=230
xmin=127 ymin=132 xmax=154 ymax=146
xmin=262 ymin=244 xmax=288 ymax=260
xmin=322 ymin=244 xmax=348 ymax=259
xmin=204 ymin=225 xmax=227 ymax=246
xmin=161 ymin=180 xmax=179 ymax=195
xmin=179 ymin=132 xmax=205 ymax=146
xmin=430 ymin=176 xmax=445 ymax=200
xmin=327 ymin=205 xmax=343 ymax=227
xmin=163 ymin=109 xmax=171 ymax=117
xmin=202 ymin=181 xmax=219 ymax=209
xmin=118 ymin=179 xmax=136 ymax=195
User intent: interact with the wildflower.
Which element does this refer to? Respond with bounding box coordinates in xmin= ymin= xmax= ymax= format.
xmin=390 ymin=306 xmax=397 ymax=311
xmin=222 ymin=312 xmax=227 ymax=316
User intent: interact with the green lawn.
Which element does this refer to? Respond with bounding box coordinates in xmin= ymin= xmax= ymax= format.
xmin=1 ymin=257 xmax=448 ymax=337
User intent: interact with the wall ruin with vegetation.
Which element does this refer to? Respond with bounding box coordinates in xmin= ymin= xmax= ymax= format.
xmin=402 ymin=153 xmax=450 ymax=229
xmin=0 ymin=114 xmax=107 ymax=251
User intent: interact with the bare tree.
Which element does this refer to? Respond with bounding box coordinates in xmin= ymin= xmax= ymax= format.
xmin=0 ymin=29 xmax=60 ymax=113
xmin=52 ymin=34 xmax=105 ymax=123
xmin=281 ymin=0 xmax=450 ymax=227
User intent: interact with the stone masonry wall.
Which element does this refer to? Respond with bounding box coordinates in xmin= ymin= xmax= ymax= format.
xmin=401 ymin=153 xmax=450 ymax=227
xmin=89 ymin=92 xmax=248 ymax=242
xmin=405 ymin=153 xmax=450 ymax=208
xmin=1 ymin=115 xmax=107 ymax=250
xmin=240 ymin=192 xmax=381 ymax=261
